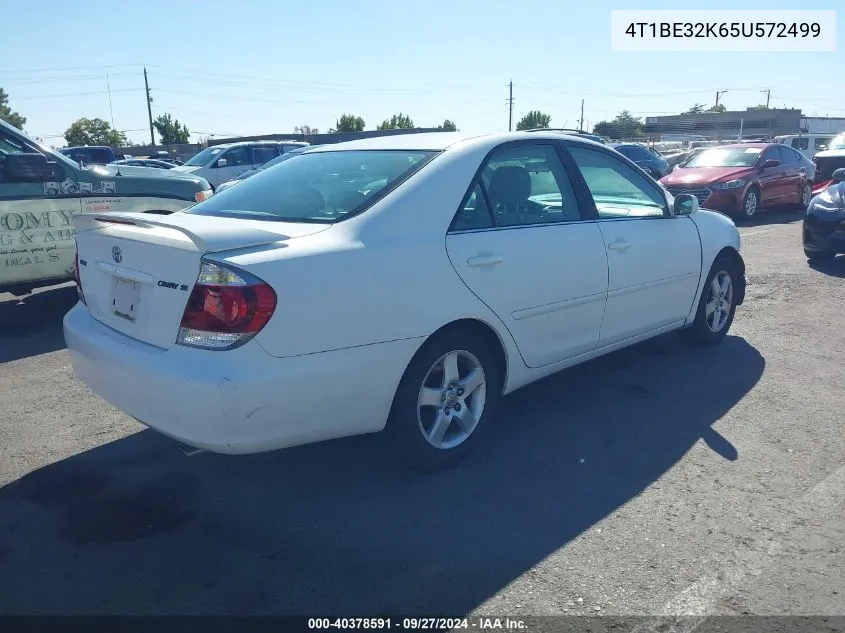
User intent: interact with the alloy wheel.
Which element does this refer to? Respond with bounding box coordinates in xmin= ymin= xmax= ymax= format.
xmin=705 ymin=271 xmax=733 ymax=333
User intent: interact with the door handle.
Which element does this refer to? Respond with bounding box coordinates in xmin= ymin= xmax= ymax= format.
xmin=467 ymin=254 xmax=504 ymax=267
xmin=607 ymin=240 xmax=630 ymax=252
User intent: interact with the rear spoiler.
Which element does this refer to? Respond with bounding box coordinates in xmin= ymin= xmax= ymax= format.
xmin=72 ymin=211 xmax=288 ymax=253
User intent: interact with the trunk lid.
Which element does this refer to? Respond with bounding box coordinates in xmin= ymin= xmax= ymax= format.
xmin=73 ymin=211 xmax=328 ymax=349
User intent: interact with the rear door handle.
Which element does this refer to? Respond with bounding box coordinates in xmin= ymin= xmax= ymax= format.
xmin=607 ymin=240 xmax=630 ymax=252
xmin=467 ymin=254 xmax=504 ymax=267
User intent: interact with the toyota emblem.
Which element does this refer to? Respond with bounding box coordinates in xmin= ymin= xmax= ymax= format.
xmin=112 ymin=246 xmax=122 ymax=263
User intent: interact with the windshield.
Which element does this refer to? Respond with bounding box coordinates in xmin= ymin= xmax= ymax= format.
xmin=186 ymin=149 xmax=437 ymax=223
xmin=829 ymin=133 xmax=845 ymax=150
xmin=184 ymin=146 xmax=225 ymax=166
xmin=684 ymin=147 xmax=762 ymax=168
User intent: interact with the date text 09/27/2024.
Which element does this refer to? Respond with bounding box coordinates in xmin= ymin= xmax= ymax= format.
xmin=307 ymin=617 xmax=527 ymax=630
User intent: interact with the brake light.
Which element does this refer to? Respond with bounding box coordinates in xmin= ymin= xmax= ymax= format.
xmin=73 ymin=247 xmax=87 ymax=305
xmin=176 ymin=261 xmax=276 ymax=350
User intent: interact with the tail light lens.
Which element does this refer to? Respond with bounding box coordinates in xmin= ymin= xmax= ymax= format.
xmin=176 ymin=260 xmax=276 ymax=350
xmin=73 ymin=247 xmax=87 ymax=305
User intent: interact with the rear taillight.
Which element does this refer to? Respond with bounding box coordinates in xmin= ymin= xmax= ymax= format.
xmin=73 ymin=247 xmax=87 ymax=305
xmin=176 ymin=261 xmax=276 ymax=350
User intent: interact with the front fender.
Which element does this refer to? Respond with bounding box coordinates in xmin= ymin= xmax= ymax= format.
xmin=686 ymin=210 xmax=745 ymax=321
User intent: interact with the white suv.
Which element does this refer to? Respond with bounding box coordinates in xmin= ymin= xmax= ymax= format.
xmin=174 ymin=141 xmax=308 ymax=188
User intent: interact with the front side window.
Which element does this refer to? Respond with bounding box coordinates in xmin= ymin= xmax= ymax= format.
xmin=220 ymin=147 xmax=249 ymax=167
xmin=567 ymin=146 xmax=666 ymax=219
xmin=186 ymin=149 xmax=436 ymax=223
xmin=470 ymin=144 xmax=582 ymax=228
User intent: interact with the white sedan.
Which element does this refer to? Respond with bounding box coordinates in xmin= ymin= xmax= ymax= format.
xmin=64 ymin=131 xmax=746 ymax=471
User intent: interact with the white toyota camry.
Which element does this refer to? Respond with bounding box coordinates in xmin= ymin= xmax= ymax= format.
xmin=64 ymin=131 xmax=746 ymax=471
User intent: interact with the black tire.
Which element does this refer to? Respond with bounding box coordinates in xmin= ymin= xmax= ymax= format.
xmin=805 ymin=248 xmax=836 ymax=263
xmin=740 ymin=187 xmax=761 ymax=220
xmin=680 ymin=255 xmax=740 ymax=346
xmin=386 ymin=328 xmax=501 ymax=472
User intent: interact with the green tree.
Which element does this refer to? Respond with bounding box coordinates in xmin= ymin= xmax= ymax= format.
xmin=153 ymin=113 xmax=190 ymax=144
xmin=707 ymin=104 xmax=726 ymax=113
xmin=0 ymin=87 xmax=26 ymax=129
xmin=294 ymin=124 xmax=319 ymax=135
xmin=377 ymin=113 xmax=414 ymax=130
xmin=747 ymin=104 xmax=769 ymax=111
xmin=437 ymin=119 xmax=457 ymax=131
xmin=685 ymin=103 xmax=707 ymax=115
xmin=333 ymin=114 xmax=366 ymax=132
xmin=516 ymin=110 xmax=551 ymax=130
xmin=592 ymin=110 xmax=644 ymax=139
xmin=64 ymin=117 xmax=128 ymax=147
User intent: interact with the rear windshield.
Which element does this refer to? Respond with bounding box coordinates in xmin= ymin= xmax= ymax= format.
xmin=185 ymin=149 xmax=437 ymax=223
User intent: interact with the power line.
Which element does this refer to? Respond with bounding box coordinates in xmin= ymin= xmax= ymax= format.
xmin=13 ymin=88 xmax=143 ymax=100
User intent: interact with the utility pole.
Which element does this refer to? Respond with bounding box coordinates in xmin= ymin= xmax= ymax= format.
xmin=715 ymin=89 xmax=728 ymax=108
xmin=144 ymin=67 xmax=155 ymax=145
xmin=760 ymin=88 xmax=771 ymax=108
xmin=507 ymin=81 xmax=514 ymax=132
xmin=579 ymin=99 xmax=585 ymax=131
xmin=106 ymin=74 xmax=115 ymax=130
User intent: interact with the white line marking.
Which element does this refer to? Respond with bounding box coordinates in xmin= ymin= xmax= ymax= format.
xmin=631 ymin=466 xmax=845 ymax=632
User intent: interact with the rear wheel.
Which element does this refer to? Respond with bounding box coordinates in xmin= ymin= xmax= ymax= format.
xmin=386 ymin=328 xmax=500 ymax=472
xmin=680 ymin=256 xmax=739 ymax=346
xmin=799 ymin=182 xmax=812 ymax=211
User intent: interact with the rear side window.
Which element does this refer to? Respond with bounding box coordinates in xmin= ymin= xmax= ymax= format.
xmin=186 ymin=150 xmax=436 ymax=223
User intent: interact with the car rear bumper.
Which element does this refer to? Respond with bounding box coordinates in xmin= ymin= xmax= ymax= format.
xmin=803 ymin=213 xmax=845 ymax=254
xmin=63 ymin=304 xmax=423 ymax=454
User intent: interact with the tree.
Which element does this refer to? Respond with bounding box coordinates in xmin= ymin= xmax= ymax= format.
xmin=592 ymin=110 xmax=644 ymax=139
xmin=707 ymin=104 xmax=726 ymax=113
xmin=516 ymin=110 xmax=551 ymax=130
xmin=64 ymin=118 xmax=128 ymax=147
xmin=747 ymin=104 xmax=769 ymax=111
xmin=0 ymin=87 xmax=26 ymax=129
xmin=332 ymin=114 xmax=365 ymax=133
xmin=153 ymin=113 xmax=190 ymax=144
xmin=685 ymin=104 xmax=707 ymax=115
xmin=377 ymin=113 xmax=414 ymax=130
xmin=437 ymin=119 xmax=457 ymax=131
xmin=294 ymin=125 xmax=319 ymax=135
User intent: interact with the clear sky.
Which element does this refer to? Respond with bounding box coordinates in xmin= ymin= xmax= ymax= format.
xmin=2 ymin=0 xmax=842 ymax=147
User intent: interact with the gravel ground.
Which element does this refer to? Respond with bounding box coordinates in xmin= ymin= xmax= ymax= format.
xmin=0 ymin=210 xmax=843 ymax=620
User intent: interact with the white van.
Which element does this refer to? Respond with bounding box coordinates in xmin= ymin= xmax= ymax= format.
xmin=173 ymin=141 xmax=309 ymax=189
xmin=773 ymin=134 xmax=834 ymax=160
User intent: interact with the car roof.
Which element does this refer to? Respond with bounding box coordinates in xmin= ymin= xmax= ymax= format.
xmin=713 ymin=142 xmax=771 ymax=149
xmin=312 ymin=131 xmax=608 ymax=153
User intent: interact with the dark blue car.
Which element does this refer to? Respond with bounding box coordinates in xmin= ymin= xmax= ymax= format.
xmin=611 ymin=143 xmax=669 ymax=179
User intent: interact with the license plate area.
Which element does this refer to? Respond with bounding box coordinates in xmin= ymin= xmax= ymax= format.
xmin=111 ymin=276 xmax=141 ymax=321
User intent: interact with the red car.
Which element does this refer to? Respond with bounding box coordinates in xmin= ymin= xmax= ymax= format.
xmin=660 ymin=143 xmax=814 ymax=220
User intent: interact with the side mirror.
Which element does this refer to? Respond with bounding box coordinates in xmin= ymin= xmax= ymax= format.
xmin=674 ymin=193 xmax=698 ymax=216
xmin=1 ymin=153 xmax=56 ymax=183
xmin=215 ymin=158 xmax=228 ymax=168
xmin=832 ymin=168 xmax=845 ymax=182
xmin=760 ymin=159 xmax=780 ymax=170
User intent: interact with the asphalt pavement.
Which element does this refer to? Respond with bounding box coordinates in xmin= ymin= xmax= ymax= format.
xmin=0 ymin=210 xmax=843 ymax=619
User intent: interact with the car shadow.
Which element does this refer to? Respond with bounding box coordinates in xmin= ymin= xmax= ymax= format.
xmin=0 ymin=284 xmax=77 ymax=364
xmin=734 ymin=208 xmax=804 ymax=227
xmin=0 ymin=334 xmax=765 ymax=615
xmin=808 ymin=255 xmax=845 ymax=278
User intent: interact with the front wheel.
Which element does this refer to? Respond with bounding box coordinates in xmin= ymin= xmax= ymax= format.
xmin=680 ymin=256 xmax=739 ymax=346
xmin=386 ymin=329 xmax=500 ymax=472
xmin=741 ymin=187 xmax=760 ymax=219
